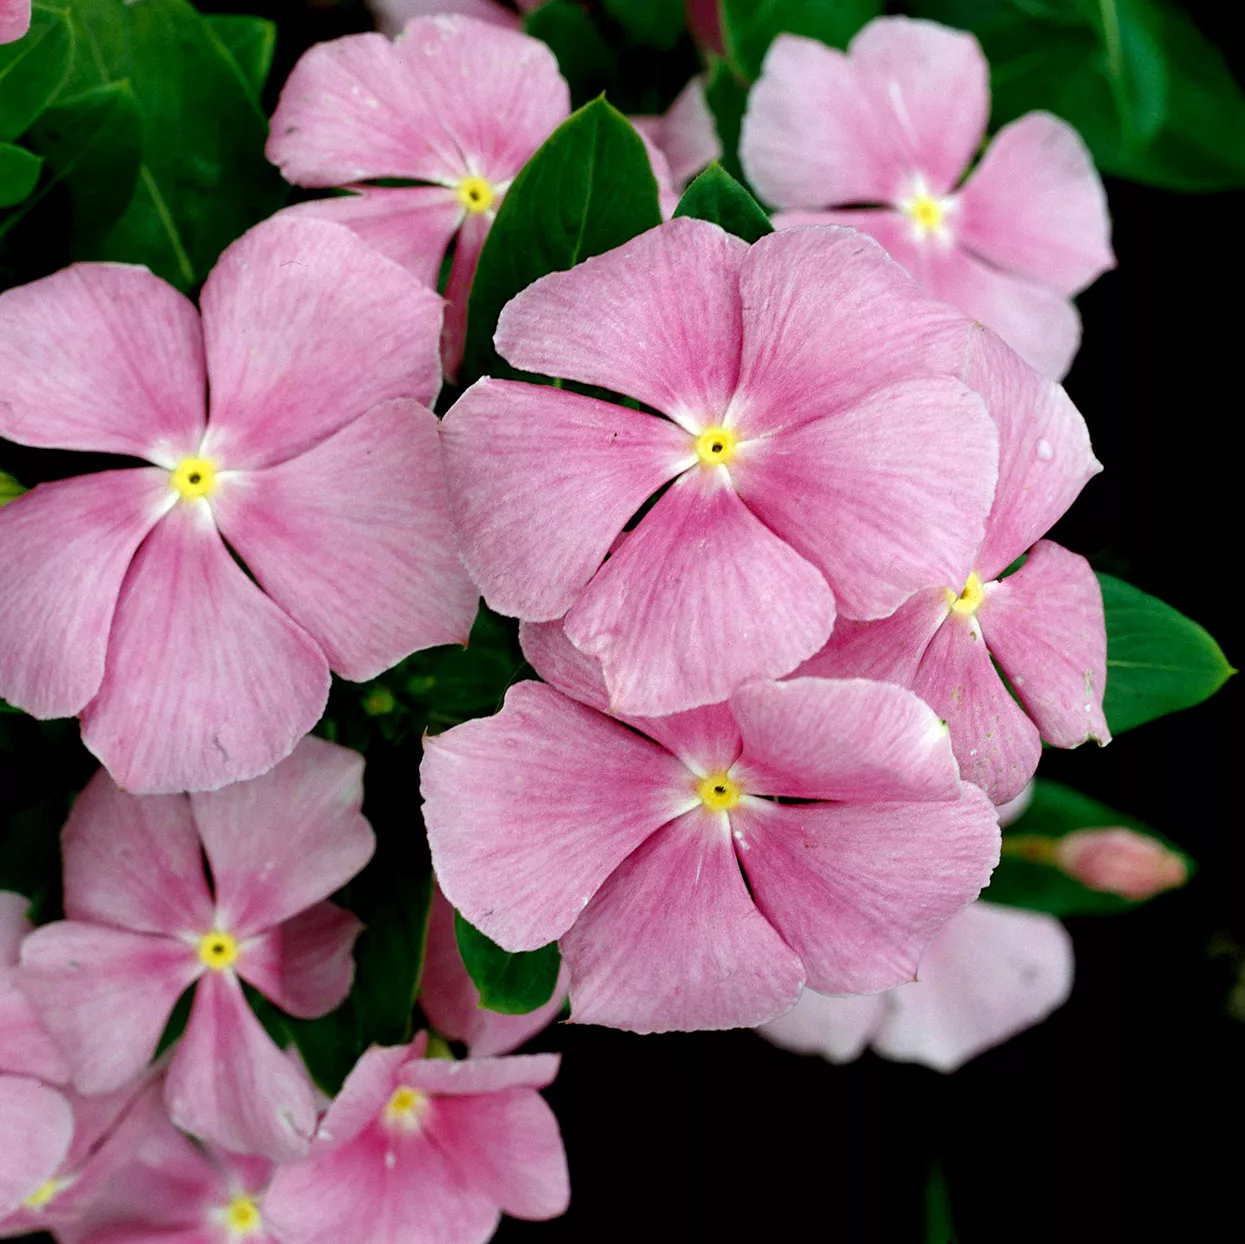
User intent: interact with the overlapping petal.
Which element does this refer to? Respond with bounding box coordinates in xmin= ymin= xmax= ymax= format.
xmin=0 ymin=1076 xmax=73 ymax=1217
xmin=632 ymin=78 xmax=721 ymax=189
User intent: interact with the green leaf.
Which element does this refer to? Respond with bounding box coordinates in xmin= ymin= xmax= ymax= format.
xmin=205 ymin=14 xmax=277 ymax=102
xmin=675 ymin=162 xmax=773 ymax=242
xmin=524 ymin=1 xmax=619 ymax=105
xmin=1099 ymin=573 xmax=1234 ymax=733
xmin=454 ymin=911 xmax=561 ymax=1015
xmin=0 ymin=142 xmax=41 ymax=206
xmin=0 ymin=4 xmax=74 ymax=143
xmin=703 ymin=55 xmax=750 ymax=184
xmin=721 ymin=0 xmax=882 ymax=81
xmin=460 ymin=97 xmax=662 ymax=386
xmin=0 ymin=470 xmax=25 ymax=504
xmin=600 ymin=0 xmax=685 ymax=49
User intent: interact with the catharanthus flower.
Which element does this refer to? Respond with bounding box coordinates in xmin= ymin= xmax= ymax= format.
xmin=632 ymin=78 xmax=723 ymax=217
xmin=1055 ymin=828 xmax=1188 ymax=901
xmin=423 ymin=623 xmax=1001 ymax=1033
xmin=442 ymin=217 xmax=1001 ymax=717
xmin=420 ymin=886 xmax=569 ymax=1058
xmin=0 ymin=215 xmax=476 ymax=794
xmin=759 ymin=901 xmax=1073 ymax=1073
xmin=799 ymin=327 xmax=1109 ymax=804
xmin=262 ymin=1034 xmax=569 ymax=1244
xmin=20 ymin=738 xmax=375 ymax=1160
xmin=0 ymin=0 xmax=30 ymax=44
xmin=267 ymin=15 xmax=570 ymax=375
xmin=740 ymin=17 xmax=1115 ymax=378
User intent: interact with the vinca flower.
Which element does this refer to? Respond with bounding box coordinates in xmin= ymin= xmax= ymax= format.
xmin=0 ymin=0 xmax=29 ymax=44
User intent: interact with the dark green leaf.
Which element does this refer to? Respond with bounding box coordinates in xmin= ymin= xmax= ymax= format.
xmin=205 ymin=14 xmax=277 ymax=102
xmin=0 ymin=4 xmax=74 ymax=142
xmin=601 ymin=0 xmax=685 ymax=49
xmin=524 ymin=1 xmax=619 ymax=105
xmin=454 ymin=911 xmax=561 ymax=1015
xmin=0 ymin=469 xmax=24 ymax=504
xmin=675 ymin=162 xmax=773 ymax=242
xmin=703 ymin=55 xmax=750 ymax=184
xmin=0 ymin=142 xmax=41 ymax=206
xmin=0 ymin=794 xmax=70 ymax=922
xmin=460 ymin=97 xmax=662 ymax=386
xmin=1099 ymin=573 xmax=1234 ymax=733
xmin=721 ymin=0 xmax=882 ymax=81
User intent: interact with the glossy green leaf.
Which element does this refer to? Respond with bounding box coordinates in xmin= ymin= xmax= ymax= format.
xmin=0 ymin=142 xmax=41 ymax=206
xmin=675 ymin=162 xmax=773 ymax=242
xmin=524 ymin=2 xmax=618 ymax=107
xmin=460 ymin=97 xmax=662 ymax=385
xmin=1099 ymin=573 xmax=1234 ymax=733
xmin=205 ymin=14 xmax=277 ymax=102
xmin=721 ymin=0 xmax=882 ymax=81
xmin=0 ymin=470 xmax=25 ymax=504
xmin=0 ymin=4 xmax=74 ymax=143
xmin=601 ymin=0 xmax=685 ymax=49
xmin=454 ymin=911 xmax=561 ymax=1015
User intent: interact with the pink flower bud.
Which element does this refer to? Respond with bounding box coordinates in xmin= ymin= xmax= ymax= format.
xmin=1054 ymin=828 xmax=1188 ymax=901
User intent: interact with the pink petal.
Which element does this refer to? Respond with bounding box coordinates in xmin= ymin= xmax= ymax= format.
xmin=191 ymin=735 xmax=374 ymax=937
xmin=964 ymin=326 xmax=1102 ymax=580
xmin=0 ymin=1076 xmax=73 ymax=1217
xmin=441 ymin=208 xmax=491 ymax=380
xmin=495 ymin=218 xmax=748 ymax=428
xmin=633 ymin=124 xmax=681 ymax=220
xmin=211 ymin=399 xmax=478 ymax=680
xmin=639 ymin=77 xmax=721 ymax=188
xmin=518 ymin=619 xmax=612 ymax=712
xmin=732 ymin=377 xmax=997 ymax=620
xmin=239 ymin=902 xmax=363 ymax=1020
xmin=441 ymin=378 xmax=689 ymax=621
xmin=0 ymin=968 xmax=70 ymax=1082
xmin=757 ymin=990 xmax=888 ymax=1064
xmin=263 ymin=1132 xmax=387 ymax=1244
xmin=311 ymin=1043 xmax=413 ymax=1153
xmin=959 ymin=112 xmax=1114 ymax=297
xmin=872 ymin=902 xmax=1073 ymax=1071
xmin=0 ymin=264 xmax=204 ymax=461
xmin=561 ymin=805 xmax=805 ymax=1032
xmin=400 ymin=1051 xmax=560 ymax=1096
xmin=730 ymin=677 xmax=961 ymax=803
xmin=731 ymin=786 xmax=1000 ymax=995
xmin=61 ymin=770 xmax=213 ymax=936
xmin=978 ymin=540 xmax=1111 ymax=749
xmin=79 ymin=502 xmax=330 ymax=795
xmin=199 ymin=216 xmax=443 ymax=469
xmin=0 ymin=893 xmax=30 ymax=964
xmin=0 ymin=0 xmax=31 ymax=43
xmin=0 ymin=471 xmax=172 ymax=718
xmin=19 ymin=923 xmax=199 ymax=1093
xmin=165 ymin=969 xmax=318 ymax=1161
xmin=422 ymin=681 xmax=693 ymax=950
xmin=564 ymin=468 xmax=836 ymax=716
xmin=369 ymin=0 xmax=522 ymax=39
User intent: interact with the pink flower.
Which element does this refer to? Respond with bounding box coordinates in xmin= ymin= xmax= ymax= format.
xmin=0 ymin=0 xmax=30 ymax=44
xmin=420 ymin=886 xmax=569 ymax=1057
xmin=423 ymin=623 xmax=1001 ymax=1033
xmin=0 ymin=892 xmax=69 ymax=1086
xmin=19 ymin=738 xmax=375 ymax=1161
xmin=262 ymin=1034 xmax=569 ymax=1244
xmin=1054 ymin=828 xmax=1188 ymax=901
xmin=740 ymin=17 xmax=1115 ymax=378
xmin=633 ymin=78 xmax=723 ymax=216
xmin=759 ymin=901 xmax=1073 ymax=1072
xmin=0 ymin=215 xmax=476 ymax=795
xmin=797 ymin=327 xmax=1109 ymax=804
xmin=266 ymin=16 xmax=570 ymax=376
xmin=441 ymin=217 xmax=1001 ymax=717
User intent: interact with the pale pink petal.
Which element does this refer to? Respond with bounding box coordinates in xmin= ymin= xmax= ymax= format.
xmin=311 ymin=1043 xmax=413 ymax=1153
xmin=630 ymin=125 xmax=680 ymax=220
xmin=964 ymin=327 xmax=1101 ymax=580
xmin=959 ymin=112 xmax=1114 ymax=297
xmin=191 ymin=735 xmax=373 ymax=936
xmin=518 ymin=619 xmax=612 ymax=712
xmin=1055 ymin=828 xmax=1185 ymax=900
xmin=564 ymin=469 xmax=835 ymax=715
xmin=211 ymin=399 xmax=478 ymax=679
xmin=912 ymin=610 xmax=1042 ymax=805
xmin=400 ymin=1051 xmax=560 ymax=1096
xmin=278 ymin=186 xmax=464 ymax=287
xmin=369 ymin=0 xmax=521 ymax=39
xmin=0 ymin=265 xmax=204 ymax=461
xmin=0 ymin=471 xmax=172 ymax=718
xmin=872 ymin=902 xmax=1073 ymax=1071
xmin=495 ymin=218 xmax=747 ymax=427
xmin=732 ymin=786 xmax=1000 ymax=995
xmin=80 ymin=502 xmax=330 ymax=795
xmin=19 ymin=924 xmax=200 ymax=1093
xmin=0 ymin=894 xmax=30 ymax=964
xmin=199 ymin=217 xmax=443 ymax=469
xmin=0 ymin=1077 xmax=73 ymax=1216
xmin=441 ymin=208 xmax=491 ymax=380
xmin=0 ymin=969 xmax=70 ymax=1082
xmin=562 ymin=806 xmax=804 ymax=1032
xmin=978 ymin=540 xmax=1110 ymax=749
xmin=61 ymin=771 xmax=212 ymax=936
xmin=730 ymin=678 xmax=960 ymax=803
xmin=732 ymin=377 xmax=997 ymax=620
xmin=647 ymin=77 xmax=721 ymax=188
xmin=441 ymin=379 xmax=689 ymax=620
xmin=238 ymin=902 xmax=363 ymax=1020
xmin=771 ymin=206 xmax=921 ymax=273
xmin=757 ymin=990 xmax=887 ymax=1063
xmin=423 ymin=681 xmax=693 ymax=950
xmin=165 ymin=970 xmax=317 ymax=1161
xmin=263 ymin=1131 xmax=387 ymax=1244
xmin=0 ymin=0 xmax=31 ymax=43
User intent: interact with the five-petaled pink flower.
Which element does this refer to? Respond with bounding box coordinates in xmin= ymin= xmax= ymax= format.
xmin=0 ymin=215 xmax=477 ymax=795
xmin=19 ymin=737 xmax=375 ymax=1161
xmin=267 ymin=15 xmax=570 ymax=375
xmin=422 ymin=623 xmax=1001 ymax=1033
xmin=262 ymin=1033 xmax=569 ymax=1244
xmin=799 ymin=328 xmax=1109 ymax=804
xmin=442 ymin=217 xmax=1002 ymax=718
xmin=740 ymin=17 xmax=1115 ymax=378
xmin=759 ymin=900 xmax=1073 ymax=1072
xmin=0 ymin=0 xmax=30 ymax=44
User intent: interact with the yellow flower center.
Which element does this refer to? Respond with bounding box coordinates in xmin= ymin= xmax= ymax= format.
xmin=224 ymin=1195 xmax=264 ymax=1237
xmin=947 ymin=571 xmax=985 ymax=616
xmin=23 ymin=1178 xmax=66 ymax=1211
xmin=383 ymin=1084 xmax=430 ymax=1131
xmin=198 ymin=929 xmax=239 ymax=971
xmin=457 ymin=176 xmax=495 ymax=214
xmin=694 ymin=426 xmax=737 ymax=467
xmin=907 ymin=193 xmax=945 ymax=233
xmin=169 ymin=456 xmax=217 ymax=500
xmin=697 ymin=772 xmax=742 ymax=811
